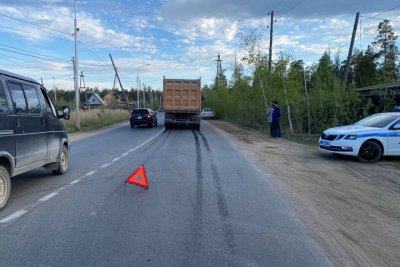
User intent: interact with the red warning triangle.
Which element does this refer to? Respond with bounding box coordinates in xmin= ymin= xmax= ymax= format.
xmin=125 ymin=165 xmax=149 ymax=189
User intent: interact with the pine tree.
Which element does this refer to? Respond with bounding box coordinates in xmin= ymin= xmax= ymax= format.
xmin=372 ymin=19 xmax=399 ymax=82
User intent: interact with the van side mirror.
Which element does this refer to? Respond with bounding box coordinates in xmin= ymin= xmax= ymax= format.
xmin=61 ymin=106 xmax=70 ymax=120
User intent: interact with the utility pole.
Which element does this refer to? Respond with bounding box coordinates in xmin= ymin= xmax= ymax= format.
xmin=53 ymin=77 xmax=56 ymax=104
xmin=80 ymin=71 xmax=88 ymax=110
xmin=342 ymin=12 xmax=360 ymax=91
xmin=142 ymin=82 xmax=145 ymax=108
xmin=73 ymin=0 xmax=80 ymax=130
xmin=136 ymin=74 xmax=140 ymax=109
xmin=268 ymin=11 xmax=274 ymax=70
xmin=304 ymin=67 xmax=311 ymax=135
xmin=109 ymin=54 xmax=131 ymax=113
xmin=215 ymin=54 xmax=223 ymax=88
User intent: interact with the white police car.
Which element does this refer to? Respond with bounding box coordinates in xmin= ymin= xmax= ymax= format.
xmin=319 ymin=112 xmax=400 ymax=163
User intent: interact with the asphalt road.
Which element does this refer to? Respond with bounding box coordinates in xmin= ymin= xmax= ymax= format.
xmin=0 ymin=114 xmax=331 ymax=266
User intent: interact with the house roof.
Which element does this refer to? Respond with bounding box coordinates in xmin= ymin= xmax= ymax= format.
xmin=356 ymin=82 xmax=400 ymax=96
xmin=89 ymin=93 xmax=107 ymax=105
xmin=113 ymin=92 xmax=126 ymax=99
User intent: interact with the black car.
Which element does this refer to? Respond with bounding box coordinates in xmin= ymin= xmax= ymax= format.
xmin=130 ymin=108 xmax=157 ymax=128
xmin=0 ymin=69 xmax=71 ymax=210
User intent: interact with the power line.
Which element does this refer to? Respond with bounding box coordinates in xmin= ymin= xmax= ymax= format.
xmin=276 ymin=0 xmax=306 ymax=21
xmin=42 ymin=74 xmax=74 ymax=80
xmin=0 ymin=43 xmax=71 ymax=63
xmin=360 ymin=15 xmax=399 ymax=23
xmin=0 ymin=13 xmax=71 ymax=36
xmin=79 ymin=40 xmax=111 ymax=65
xmin=0 ymin=47 xmax=71 ymax=63
xmin=0 ymin=54 xmax=56 ymax=77
xmin=272 ymin=0 xmax=288 ymax=11
xmin=370 ymin=4 xmax=400 ymax=18
xmin=0 ymin=23 xmax=72 ymax=42
xmin=278 ymin=3 xmax=400 ymax=47
xmin=79 ymin=62 xmax=112 ymax=67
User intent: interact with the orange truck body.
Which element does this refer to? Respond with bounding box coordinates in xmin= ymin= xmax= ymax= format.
xmin=162 ymin=77 xmax=201 ymax=129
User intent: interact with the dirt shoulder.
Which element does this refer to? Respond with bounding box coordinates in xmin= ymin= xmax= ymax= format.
xmin=68 ymin=121 xmax=128 ymax=142
xmin=208 ymin=120 xmax=400 ymax=267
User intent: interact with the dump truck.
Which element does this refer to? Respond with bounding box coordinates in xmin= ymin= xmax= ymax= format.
xmin=163 ymin=77 xmax=201 ymax=130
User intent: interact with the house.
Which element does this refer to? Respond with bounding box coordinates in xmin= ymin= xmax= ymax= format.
xmin=85 ymin=93 xmax=106 ymax=109
xmin=356 ymin=82 xmax=400 ymax=97
xmin=356 ymin=82 xmax=400 ymax=107
xmin=103 ymin=91 xmax=131 ymax=105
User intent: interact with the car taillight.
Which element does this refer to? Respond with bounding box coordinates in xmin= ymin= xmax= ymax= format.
xmin=146 ymin=114 xmax=151 ymax=119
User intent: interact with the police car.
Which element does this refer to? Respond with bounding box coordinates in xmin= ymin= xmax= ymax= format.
xmin=319 ymin=112 xmax=400 ymax=163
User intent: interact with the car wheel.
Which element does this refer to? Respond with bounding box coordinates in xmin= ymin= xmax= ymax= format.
xmin=0 ymin=166 xmax=11 ymax=211
xmin=53 ymin=146 xmax=69 ymax=175
xmin=154 ymin=119 xmax=157 ymax=127
xmin=357 ymin=140 xmax=382 ymax=163
xmin=130 ymin=123 xmax=135 ymax=128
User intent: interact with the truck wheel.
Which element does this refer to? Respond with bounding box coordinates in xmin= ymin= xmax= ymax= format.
xmin=357 ymin=140 xmax=382 ymax=163
xmin=53 ymin=146 xmax=69 ymax=175
xmin=194 ymin=124 xmax=200 ymax=130
xmin=0 ymin=166 xmax=11 ymax=211
xmin=165 ymin=124 xmax=170 ymax=130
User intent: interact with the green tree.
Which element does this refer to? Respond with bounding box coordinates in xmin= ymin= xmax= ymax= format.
xmin=372 ymin=19 xmax=399 ymax=82
xmin=351 ymin=46 xmax=379 ymax=88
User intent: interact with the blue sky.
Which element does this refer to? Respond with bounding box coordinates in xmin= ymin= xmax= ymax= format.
xmin=0 ymin=0 xmax=399 ymax=91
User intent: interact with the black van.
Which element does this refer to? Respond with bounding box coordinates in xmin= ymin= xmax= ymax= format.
xmin=0 ymin=69 xmax=70 ymax=211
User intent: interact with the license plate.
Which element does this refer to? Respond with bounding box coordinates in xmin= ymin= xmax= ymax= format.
xmin=137 ymin=116 xmax=142 ymax=119
xmin=320 ymin=140 xmax=330 ymax=146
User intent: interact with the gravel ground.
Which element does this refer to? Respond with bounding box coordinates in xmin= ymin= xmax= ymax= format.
xmin=208 ymin=120 xmax=400 ymax=267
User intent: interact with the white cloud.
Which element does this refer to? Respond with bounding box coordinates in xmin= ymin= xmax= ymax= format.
xmin=179 ymin=38 xmax=193 ymax=44
xmin=0 ymin=5 xmax=157 ymax=53
xmin=125 ymin=16 xmax=155 ymax=32
xmin=165 ymin=17 xmax=239 ymax=42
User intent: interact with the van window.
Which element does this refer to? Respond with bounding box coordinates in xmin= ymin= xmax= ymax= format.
xmin=41 ymin=88 xmax=57 ymax=117
xmin=0 ymin=82 xmax=8 ymax=113
xmin=8 ymin=82 xmax=27 ymax=113
xmin=22 ymin=84 xmax=41 ymax=114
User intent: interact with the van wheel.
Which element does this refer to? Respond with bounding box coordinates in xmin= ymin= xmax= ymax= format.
xmin=53 ymin=146 xmax=69 ymax=175
xmin=0 ymin=166 xmax=11 ymax=211
xmin=357 ymin=140 xmax=382 ymax=163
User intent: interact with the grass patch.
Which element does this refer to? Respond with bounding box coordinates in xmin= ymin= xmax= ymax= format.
xmin=217 ymin=118 xmax=319 ymax=146
xmin=64 ymin=109 xmax=130 ymax=133
xmin=285 ymin=134 xmax=320 ymax=146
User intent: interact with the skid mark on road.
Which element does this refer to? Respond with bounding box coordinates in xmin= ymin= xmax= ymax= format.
xmin=211 ymin=162 xmax=236 ymax=252
xmin=198 ymin=131 xmax=211 ymax=151
xmin=195 ymin=130 xmax=236 ymax=253
xmin=192 ymin=130 xmax=204 ymax=238
xmin=0 ymin=128 xmax=165 ymax=231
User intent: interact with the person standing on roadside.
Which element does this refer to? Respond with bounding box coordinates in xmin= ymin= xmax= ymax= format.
xmin=272 ymin=100 xmax=281 ymax=138
xmin=266 ymin=104 xmax=274 ymax=137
